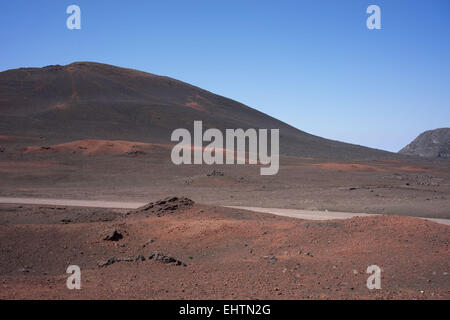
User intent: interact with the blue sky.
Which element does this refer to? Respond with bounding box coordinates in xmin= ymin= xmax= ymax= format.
xmin=1 ymin=0 xmax=449 ymax=152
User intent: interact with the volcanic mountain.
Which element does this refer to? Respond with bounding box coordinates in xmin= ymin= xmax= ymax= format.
xmin=0 ymin=62 xmax=394 ymax=159
xmin=399 ymin=128 xmax=450 ymax=159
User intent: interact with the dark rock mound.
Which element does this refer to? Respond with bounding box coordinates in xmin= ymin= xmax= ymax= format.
xmin=128 ymin=196 xmax=194 ymax=217
xmin=103 ymin=229 xmax=123 ymax=241
xmin=148 ymin=251 xmax=186 ymax=266
xmin=97 ymin=252 xmax=186 ymax=268
xmin=97 ymin=255 xmax=145 ymax=268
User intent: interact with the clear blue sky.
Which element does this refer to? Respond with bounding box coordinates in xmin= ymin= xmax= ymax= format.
xmin=1 ymin=0 xmax=449 ymax=152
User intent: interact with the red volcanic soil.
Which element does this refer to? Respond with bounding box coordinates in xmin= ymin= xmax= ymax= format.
xmin=185 ymin=101 xmax=207 ymax=112
xmin=0 ymin=197 xmax=448 ymax=300
xmin=24 ymin=140 xmax=170 ymax=156
xmin=0 ymin=161 xmax=64 ymax=173
xmin=397 ymin=165 xmax=433 ymax=172
xmin=311 ymin=163 xmax=386 ymax=172
xmin=0 ymin=135 xmax=16 ymax=142
xmin=308 ymin=161 xmax=438 ymax=173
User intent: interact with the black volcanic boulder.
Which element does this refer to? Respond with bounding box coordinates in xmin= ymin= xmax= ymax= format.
xmin=103 ymin=229 xmax=123 ymax=241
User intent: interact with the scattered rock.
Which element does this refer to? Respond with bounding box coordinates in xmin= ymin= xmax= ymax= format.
xmin=97 ymin=256 xmax=144 ymax=268
xmin=148 ymin=252 xmax=186 ymax=266
xmin=263 ymin=255 xmax=277 ymax=263
xmin=103 ymin=229 xmax=123 ymax=242
xmin=126 ymin=150 xmax=146 ymax=157
xmin=98 ymin=252 xmax=186 ymax=268
xmin=207 ymin=170 xmax=224 ymax=177
xmin=17 ymin=267 xmax=32 ymax=273
xmin=142 ymin=239 xmax=155 ymax=247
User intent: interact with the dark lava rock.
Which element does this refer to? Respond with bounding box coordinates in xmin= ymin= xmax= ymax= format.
xmin=207 ymin=170 xmax=224 ymax=177
xmin=263 ymin=255 xmax=277 ymax=263
xmin=97 ymin=256 xmax=143 ymax=268
xmin=128 ymin=196 xmax=194 ymax=217
xmin=103 ymin=229 xmax=123 ymax=241
xmin=98 ymin=252 xmax=186 ymax=268
xmin=126 ymin=150 xmax=146 ymax=157
xmin=148 ymin=252 xmax=187 ymax=266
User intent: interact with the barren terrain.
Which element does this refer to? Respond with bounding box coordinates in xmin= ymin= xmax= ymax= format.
xmin=1 ymin=138 xmax=449 ymax=219
xmin=0 ymin=63 xmax=449 ymax=300
xmin=0 ymin=198 xmax=448 ymax=300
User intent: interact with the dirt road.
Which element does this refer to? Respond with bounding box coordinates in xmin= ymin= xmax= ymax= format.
xmin=226 ymin=206 xmax=450 ymax=226
xmin=0 ymin=197 xmax=145 ymax=209
xmin=0 ymin=197 xmax=448 ymax=226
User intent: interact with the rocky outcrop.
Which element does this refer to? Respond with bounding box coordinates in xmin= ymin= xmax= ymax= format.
xmin=399 ymin=128 xmax=450 ymax=158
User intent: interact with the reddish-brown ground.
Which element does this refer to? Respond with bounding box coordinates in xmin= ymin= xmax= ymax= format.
xmin=1 ymin=140 xmax=449 ymax=219
xmin=310 ymin=163 xmax=386 ymax=172
xmin=23 ymin=139 xmax=171 ymax=156
xmin=0 ymin=161 xmax=67 ymax=173
xmin=1 ymin=63 xmax=448 ymax=300
xmin=0 ymin=200 xmax=448 ymax=300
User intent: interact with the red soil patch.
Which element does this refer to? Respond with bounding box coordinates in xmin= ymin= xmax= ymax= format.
xmin=24 ymin=140 xmax=170 ymax=156
xmin=398 ymin=165 xmax=432 ymax=172
xmin=310 ymin=162 xmax=435 ymax=173
xmin=185 ymin=101 xmax=207 ymax=112
xmin=377 ymin=159 xmax=405 ymax=164
xmin=0 ymin=135 xmax=15 ymax=142
xmin=0 ymin=161 xmax=61 ymax=173
xmin=311 ymin=163 xmax=386 ymax=172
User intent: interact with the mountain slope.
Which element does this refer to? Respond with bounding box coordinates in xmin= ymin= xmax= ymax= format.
xmin=0 ymin=62 xmax=395 ymax=159
xmin=399 ymin=128 xmax=450 ymax=158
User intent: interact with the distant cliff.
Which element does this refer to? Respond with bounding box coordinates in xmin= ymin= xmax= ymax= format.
xmin=399 ymin=128 xmax=450 ymax=158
